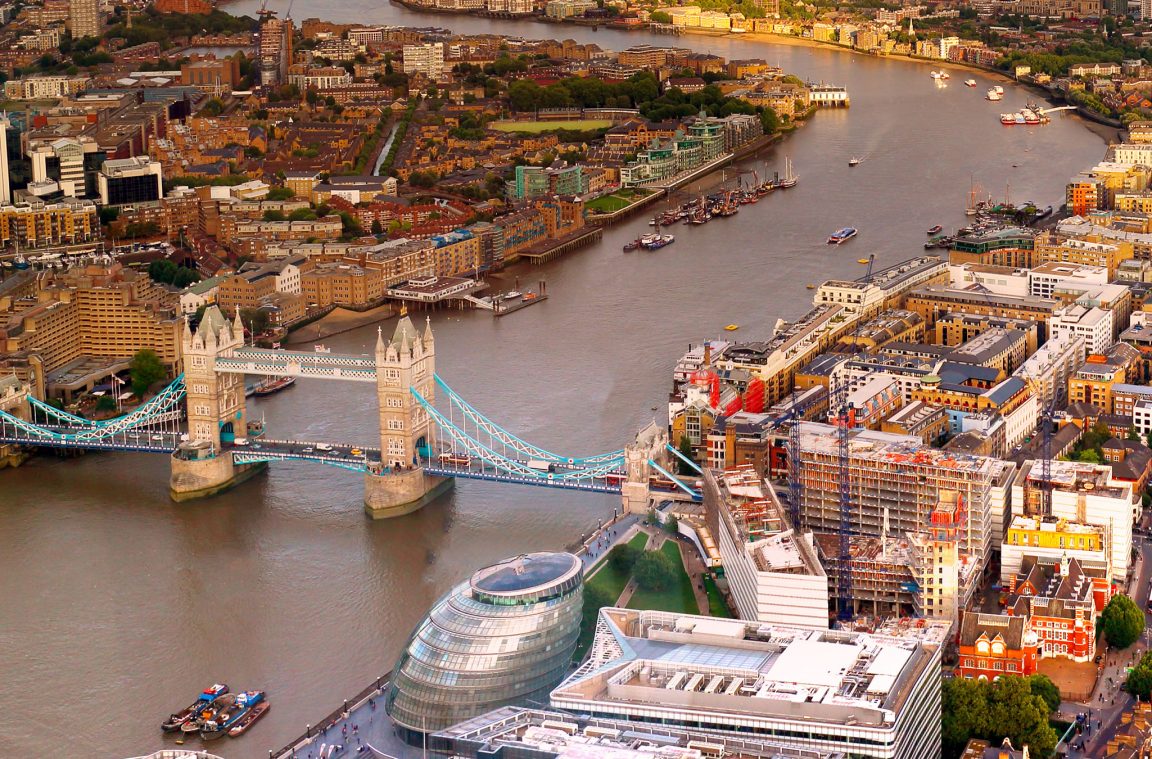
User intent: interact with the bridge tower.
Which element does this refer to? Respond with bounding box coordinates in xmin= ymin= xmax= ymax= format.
xmin=621 ymin=421 xmax=668 ymax=514
xmin=0 ymin=374 xmax=32 ymax=468
xmin=170 ymin=306 xmax=259 ymax=501
xmin=363 ymin=313 xmax=452 ymax=518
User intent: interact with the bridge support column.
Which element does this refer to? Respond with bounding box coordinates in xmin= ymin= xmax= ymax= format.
xmin=0 ymin=376 xmax=32 ymax=469
xmin=363 ymin=467 xmax=453 ymax=519
xmin=621 ymin=421 xmax=669 ymax=515
xmin=170 ymin=448 xmax=265 ymax=502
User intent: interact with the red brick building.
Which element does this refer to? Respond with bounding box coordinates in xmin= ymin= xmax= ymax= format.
xmin=1006 ymin=555 xmax=1110 ymax=664
xmin=957 ymin=613 xmax=1039 ymax=681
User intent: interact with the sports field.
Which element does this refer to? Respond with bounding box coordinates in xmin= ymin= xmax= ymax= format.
xmin=490 ymin=119 xmax=612 ymax=133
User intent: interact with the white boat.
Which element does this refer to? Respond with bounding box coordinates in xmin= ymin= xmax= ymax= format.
xmin=314 ymin=344 xmax=331 ymax=353
xmin=986 ymin=88 xmax=1003 ymax=101
xmin=940 ymin=71 xmax=950 ymax=79
xmin=779 ymin=156 xmax=797 ymax=188
xmin=504 ymin=290 xmax=523 ymax=299
xmin=930 ymin=70 xmax=942 ymax=80
xmin=965 ymin=79 xmax=977 ymax=87
xmin=994 ymin=85 xmax=1004 ymax=94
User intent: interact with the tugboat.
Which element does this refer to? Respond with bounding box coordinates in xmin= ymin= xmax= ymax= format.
xmin=848 ymin=157 xmax=861 ymax=167
xmin=827 ymin=227 xmax=858 ymax=245
xmin=252 ymin=376 xmax=296 ymax=397
xmin=162 ymin=684 xmax=229 ymax=733
xmin=623 ymin=239 xmax=641 ymax=252
xmin=201 ymin=691 xmax=265 ymax=741
xmin=927 ymin=225 xmax=943 ymax=235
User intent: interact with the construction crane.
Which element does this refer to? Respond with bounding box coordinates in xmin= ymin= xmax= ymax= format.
xmin=1022 ymin=375 xmax=1061 ymax=517
xmin=834 ymin=252 xmax=874 ymax=622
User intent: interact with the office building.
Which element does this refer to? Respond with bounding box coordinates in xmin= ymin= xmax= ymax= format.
xmin=551 ymin=608 xmax=944 ymax=759
xmin=386 ymin=552 xmax=583 ymax=739
xmin=97 ymin=157 xmax=163 ymax=207
xmin=703 ymin=466 xmax=828 ymax=628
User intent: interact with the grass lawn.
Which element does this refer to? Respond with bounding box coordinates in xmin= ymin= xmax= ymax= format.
xmin=703 ymin=574 xmax=733 ymax=618
xmin=627 ymin=540 xmax=698 ymax=615
xmin=490 ymin=119 xmax=612 ymax=133
xmin=574 ymin=531 xmax=650 ymax=659
xmin=586 ymin=188 xmax=653 ymax=214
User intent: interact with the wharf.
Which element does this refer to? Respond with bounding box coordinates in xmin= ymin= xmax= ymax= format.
xmin=514 ymin=227 xmax=602 ymax=264
xmin=494 ymin=293 xmax=548 ymax=316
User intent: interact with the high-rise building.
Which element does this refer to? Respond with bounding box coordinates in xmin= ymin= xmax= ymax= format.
xmin=401 ymin=42 xmax=445 ymax=79
xmin=68 ymin=0 xmax=104 ymax=39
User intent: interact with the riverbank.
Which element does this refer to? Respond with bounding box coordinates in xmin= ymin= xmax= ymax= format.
xmin=285 ymin=303 xmax=397 ymax=345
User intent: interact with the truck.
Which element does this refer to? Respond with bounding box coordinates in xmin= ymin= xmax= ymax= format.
xmin=527 ymin=460 xmax=557 ymax=473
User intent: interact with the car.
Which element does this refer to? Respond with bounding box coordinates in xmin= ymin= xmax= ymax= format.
xmin=301 ymin=447 xmax=314 ymax=454
xmin=351 ymin=448 xmax=362 ymax=456
xmin=150 ymin=435 xmax=163 ymax=441
xmin=233 ymin=438 xmax=250 ymax=446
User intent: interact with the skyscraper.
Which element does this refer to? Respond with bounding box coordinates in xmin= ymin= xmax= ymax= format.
xmin=69 ymin=0 xmax=104 ymax=40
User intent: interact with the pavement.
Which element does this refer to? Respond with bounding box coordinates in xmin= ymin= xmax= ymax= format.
xmin=1058 ymin=530 xmax=1152 ymax=757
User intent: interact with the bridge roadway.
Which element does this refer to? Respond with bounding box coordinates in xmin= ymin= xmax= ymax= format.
xmin=214 ymin=347 xmax=378 ymax=381
xmin=0 ymin=426 xmax=183 ymax=453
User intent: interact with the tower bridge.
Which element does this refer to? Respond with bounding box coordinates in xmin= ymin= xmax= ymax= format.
xmin=0 ymin=306 xmax=696 ymax=516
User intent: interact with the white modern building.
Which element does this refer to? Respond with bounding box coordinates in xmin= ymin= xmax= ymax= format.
xmin=704 ymin=466 xmax=828 ymax=629
xmin=1011 ymin=460 xmax=1135 ymax=581
xmin=1028 ymin=261 xmax=1109 ymax=299
xmin=1049 ymin=303 xmax=1114 ymax=357
xmin=552 ymin=608 xmax=945 ymax=759
xmin=1012 ymin=333 xmax=1084 ymax=409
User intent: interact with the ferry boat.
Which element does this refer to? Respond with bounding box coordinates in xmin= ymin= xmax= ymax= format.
xmin=965 ymin=79 xmax=977 ymax=87
xmin=848 ymin=157 xmax=861 ymax=167
xmin=987 ymin=88 xmax=1003 ymax=101
xmin=640 ymin=233 xmax=675 ymax=250
xmin=778 ymin=157 xmax=797 ymax=189
xmin=827 ymin=227 xmax=858 ymax=245
xmin=927 ymin=225 xmax=943 ymax=235
xmin=252 ymin=376 xmax=295 ymax=397
xmin=162 ymin=684 xmax=229 ymax=733
xmin=228 ymin=700 xmax=270 ymax=737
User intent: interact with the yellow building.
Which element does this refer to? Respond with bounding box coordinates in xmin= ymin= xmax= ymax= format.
xmin=0 ymin=199 xmax=99 ymax=249
xmin=1033 ymin=231 xmax=1133 ymax=279
xmin=1068 ymin=343 xmax=1140 ymax=414
xmin=1005 ymin=517 xmax=1104 ymax=552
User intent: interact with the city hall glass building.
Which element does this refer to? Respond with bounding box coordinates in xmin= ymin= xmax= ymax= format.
xmin=385 ymin=552 xmax=583 ymax=737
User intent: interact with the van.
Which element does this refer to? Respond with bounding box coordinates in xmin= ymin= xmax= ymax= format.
xmin=316 ymin=443 xmax=333 ymax=451
xmin=527 ymin=460 xmax=557 ymax=473
xmin=233 ymin=437 xmax=249 ymax=446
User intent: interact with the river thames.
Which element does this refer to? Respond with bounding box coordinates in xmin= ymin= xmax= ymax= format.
xmin=0 ymin=11 xmax=1108 ymax=758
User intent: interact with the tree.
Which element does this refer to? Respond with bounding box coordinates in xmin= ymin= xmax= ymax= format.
xmin=263 ymin=209 xmax=286 ymax=222
xmin=633 ymin=549 xmax=675 ymax=593
xmin=650 ymin=9 xmax=672 ymax=22
xmin=147 ymin=259 xmax=178 ymax=284
xmin=665 ymin=514 xmax=679 ymax=534
xmin=171 ymin=267 xmax=201 ymax=289
xmin=1028 ymin=674 xmax=1061 ymax=714
xmin=240 ymin=308 xmax=270 ymax=337
xmin=95 ymin=395 xmax=117 ymax=413
xmin=608 ymin=543 xmax=640 ymax=574
xmin=942 ymin=678 xmax=989 ymax=756
xmin=582 ymin=582 xmax=615 ymax=632
xmin=266 ymin=186 xmax=294 ymax=200
xmin=1126 ymin=651 xmax=1152 ymax=699
xmin=129 ymin=349 xmax=165 ymax=397
xmin=1102 ymin=594 xmax=1144 ymax=649
xmin=677 ymin=434 xmax=695 ymax=475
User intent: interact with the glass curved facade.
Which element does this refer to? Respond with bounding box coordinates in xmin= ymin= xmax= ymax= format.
xmin=385 ymin=552 xmax=583 ymax=735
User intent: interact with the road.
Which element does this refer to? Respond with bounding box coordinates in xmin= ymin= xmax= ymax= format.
xmin=1059 ymin=528 xmax=1152 ymax=756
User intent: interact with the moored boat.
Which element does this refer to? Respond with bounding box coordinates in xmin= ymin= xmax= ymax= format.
xmin=252 ymin=376 xmax=295 ymax=397
xmin=778 ymin=157 xmax=797 ymax=188
xmin=228 ymin=700 xmax=270 ymax=737
xmin=965 ymin=79 xmax=977 ymax=87
xmin=927 ymin=225 xmax=943 ymax=235
xmin=623 ymin=239 xmax=640 ymax=251
xmin=1000 ymin=113 xmax=1016 ymax=125
xmin=183 ymin=693 xmax=236 ymax=733
xmin=201 ymin=691 xmax=265 ymax=741
xmin=827 ymin=227 xmax=858 ymax=245
xmin=987 ymin=88 xmax=1003 ymax=101
xmin=640 ymin=233 xmax=675 ymax=250
xmin=162 ymin=684 xmax=229 ymax=733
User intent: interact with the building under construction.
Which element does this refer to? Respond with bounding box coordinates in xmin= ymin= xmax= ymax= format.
xmin=797 ymin=423 xmax=1015 ymax=572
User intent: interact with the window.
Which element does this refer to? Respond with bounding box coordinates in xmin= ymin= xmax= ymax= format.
xmin=387 ymin=419 xmax=405 ymax=430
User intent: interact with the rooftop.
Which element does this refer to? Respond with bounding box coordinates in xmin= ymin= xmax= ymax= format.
xmin=470 ymin=552 xmax=581 ymax=596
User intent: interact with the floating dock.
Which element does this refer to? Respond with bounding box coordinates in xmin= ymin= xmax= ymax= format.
xmin=494 ymin=294 xmax=548 ymax=317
